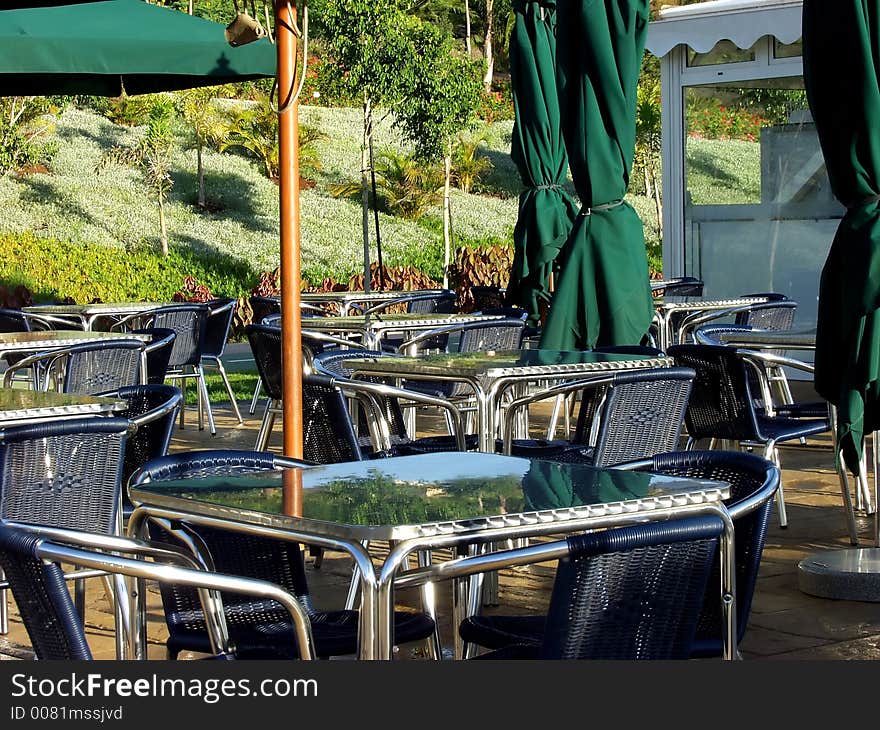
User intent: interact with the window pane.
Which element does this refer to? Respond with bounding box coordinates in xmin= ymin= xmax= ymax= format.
xmin=687 ymin=39 xmax=756 ymax=67
xmin=681 ymin=79 xmax=842 ymax=329
xmin=774 ymin=38 xmax=803 ymax=59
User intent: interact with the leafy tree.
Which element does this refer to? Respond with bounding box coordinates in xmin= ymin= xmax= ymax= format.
xmin=97 ymin=96 xmax=177 ymax=256
xmin=395 ymin=22 xmax=483 ymax=285
xmin=215 ymin=92 xmax=327 ymax=181
xmin=314 ymin=0 xmax=421 ymax=293
xmin=635 ymin=79 xmax=663 ymax=236
xmin=178 ymin=86 xmax=233 ymax=208
xmin=452 ymin=130 xmax=492 ymax=193
xmin=0 ymin=97 xmax=56 ymax=177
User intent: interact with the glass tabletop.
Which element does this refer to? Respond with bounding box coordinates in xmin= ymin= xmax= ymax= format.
xmin=0 ymin=330 xmax=149 ymax=346
xmin=305 ymin=313 xmax=498 ymax=327
xmin=23 ymin=302 xmax=165 ymax=315
xmin=131 ymin=452 xmax=728 ymax=542
xmin=0 ymin=389 xmax=124 ymax=417
xmin=347 ymin=349 xmax=671 ymax=379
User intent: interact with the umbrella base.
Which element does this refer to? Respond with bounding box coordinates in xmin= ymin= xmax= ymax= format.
xmin=799 ymin=548 xmax=880 ymax=602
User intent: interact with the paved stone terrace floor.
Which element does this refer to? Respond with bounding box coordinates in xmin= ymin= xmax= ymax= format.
xmin=2 ymin=354 xmax=879 ymax=661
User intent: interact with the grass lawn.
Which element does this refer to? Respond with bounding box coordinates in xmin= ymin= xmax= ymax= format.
xmin=182 ymin=371 xmax=259 ymax=407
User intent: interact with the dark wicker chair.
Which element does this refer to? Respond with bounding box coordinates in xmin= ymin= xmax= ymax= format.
xmin=614 ymin=450 xmax=779 ymax=657
xmin=130 ymin=327 xmax=177 ymax=386
xmin=146 ymin=304 xmax=212 ymax=432
xmin=249 ymin=295 xmax=281 ymax=326
xmin=3 ymin=339 xmax=144 ymax=394
xmin=650 ymin=276 xmax=704 ymax=297
xmin=0 ymin=522 xmax=316 ymax=660
xmin=201 ymin=298 xmax=242 ymax=424
xmin=0 ymin=417 xmax=132 ymax=632
xmin=470 ymin=286 xmax=505 ymax=311
xmin=246 ymin=323 xmax=285 ymax=451
xmin=132 ymin=450 xmax=436 ymax=659
xmin=501 ymin=367 xmax=695 ymax=467
xmin=313 ymin=350 xmax=470 ymax=456
xmin=460 ymin=515 xmax=724 ymax=659
xmin=96 ymin=385 xmax=182 ymax=517
xmin=668 ymin=343 xmax=829 ymax=527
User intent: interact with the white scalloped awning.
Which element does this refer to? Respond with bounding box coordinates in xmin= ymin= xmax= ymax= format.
xmin=646 ymin=0 xmax=802 ymax=58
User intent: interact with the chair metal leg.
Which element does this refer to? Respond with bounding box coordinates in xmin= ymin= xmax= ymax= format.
xmin=196 ymin=365 xmax=216 ymax=435
xmin=178 ymin=375 xmax=187 ymax=429
xmin=417 ymin=550 xmax=442 ymax=660
xmin=764 ymin=442 xmax=787 ymax=527
xmin=216 ymin=359 xmax=243 ymax=424
xmin=546 ymin=394 xmax=563 ymax=440
xmin=344 ymin=540 xmax=370 ymax=610
xmin=0 ymin=568 xmax=7 ymax=635
xmin=255 ymin=401 xmax=277 ymax=450
xmin=249 ymin=378 xmax=262 ymax=415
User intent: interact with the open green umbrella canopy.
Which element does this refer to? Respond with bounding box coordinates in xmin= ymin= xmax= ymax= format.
xmin=0 ymin=0 xmax=276 ymax=96
xmin=505 ymin=0 xmax=578 ymax=324
xmin=539 ymin=0 xmax=653 ymax=350
xmin=804 ymin=0 xmax=880 ymax=474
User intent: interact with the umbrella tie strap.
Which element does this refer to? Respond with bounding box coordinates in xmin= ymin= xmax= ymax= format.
xmin=533 ymin=184 xmax=562 ymax=191
xmin=846 ymin=193 xmax=880 ymax=210
xmin=579 ymin=199 xmax=624 ymax=216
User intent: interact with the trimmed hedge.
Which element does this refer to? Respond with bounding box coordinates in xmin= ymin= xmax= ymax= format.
xmin=0 ymin=232 xmax=255 ymax=304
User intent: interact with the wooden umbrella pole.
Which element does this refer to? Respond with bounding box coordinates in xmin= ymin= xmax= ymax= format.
xmin=277 ymin=0 xmax=303 ymax=515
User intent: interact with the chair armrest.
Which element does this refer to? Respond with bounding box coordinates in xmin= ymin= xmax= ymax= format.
xmin=2 ymin=349 xmax=66 ymax=389
xmin=110 ymin=310 xmax=159 ymax=332
xmin=396 ymin=318 xmax=518 ymax=356
xmin=500 ymin=376 xmax=616 ymax=453
xmin=335 ymin=378 xmax=466 ymax=451
xmin=31 ymin=531 xmax=315 ymax=660
xmin=301 ymin=329 xmax=367 ymax=350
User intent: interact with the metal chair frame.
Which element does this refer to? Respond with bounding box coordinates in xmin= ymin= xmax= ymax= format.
xmin=201 ymin=298 xmax=242 ymax=424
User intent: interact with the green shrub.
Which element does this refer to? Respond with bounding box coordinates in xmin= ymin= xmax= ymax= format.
xmin=0 ymin=231 xmax=255 ymax=304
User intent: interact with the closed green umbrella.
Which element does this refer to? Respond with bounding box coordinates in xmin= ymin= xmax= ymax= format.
xmin=505 ymin=0 xmax=578 ymax=324
xmin=0 ymin=0 xmax=276 ymax=96
xmin=804 ymin=1 xmax=880 ymax=474
xmin=540 ymin=0 xmax=653 ymax=350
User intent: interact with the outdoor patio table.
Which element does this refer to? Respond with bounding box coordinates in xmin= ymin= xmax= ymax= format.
xmin=302 ymin=312 xmax=504 ymax=350
xmin=0 ymin=388 xmax=126 ymax=426
xmin=348 ymin=349 xmax=672 ymax=453
xmin=298 ymin=290 xmax=450 ymax=316
xmin=22 ymin=302 xmax=168 ymax=331
xmin=0 ymin=330 xmax=153 ymax=385
xmin=652 ymin=295 xmax=771 ymax=350
xmin=128 ymin=451 xmax=735 ymax=660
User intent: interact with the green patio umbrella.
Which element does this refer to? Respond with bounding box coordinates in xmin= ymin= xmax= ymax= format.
xmin=539 ymin=0 xmax=653 ymax=350
xmin=504 ymin=0 xmax=578 ymax=324
xmin=804 ymin=0 xmax=880 ymax=474
xmin=0 ymin=0 xmax=276 ymax=96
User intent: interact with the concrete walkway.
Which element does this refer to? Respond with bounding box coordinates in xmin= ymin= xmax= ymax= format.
xmin=2 ymin=366 xmax=880 ymax=660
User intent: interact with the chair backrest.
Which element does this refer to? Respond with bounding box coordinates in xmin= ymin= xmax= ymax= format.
xmin=246 ymin=323 xmax=283 ymax=400
xmin=734 ymin=298 xmax=797 ymax=331
xmin=99 ymin=385 xmax=182 ymax=498
xmin=0 ymin=417 xmax=131 ymax=535
xmin=0 ymin=524 xmax=93 ymax=659
xmin=202 ymin=298 xmax=237 ymax=359
xmin=60 ymin=339 xmax=144 ymax=394
xmin=590 ymin=367 xmax=695 ymax=467
xmin=406 ymin=291 xmax=456 ymax=314
xmin=470 ymin=286 xmax=505 ymax=311
xmin=475 ymin=306 xmax=529 ymax=321
xmin=249 ymin=296 xmax=281 ymax=325
xmin=539 ymin=516 xmax=722 ymax=659
xmin=0 ymin=308 xmax=30 ymax=333
xmin=149 ymin=304 xmax=209 ymax=369
xmin=622 ymin=450 xmax=779 ymax=655
xmin=654 ymin=277 xmax=704 ymax=297
xmin=667 ymin=344 xmax=760 ymax=442
xmin=131 ymin=328 xmax=177 ymax=385
xmin=132 ymin=450 xmax=314 ymax=657
xmin=302 ymin=373 xmax=364 ymax=463
xmin=453 ymin=319 xmax=525 ymax=353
